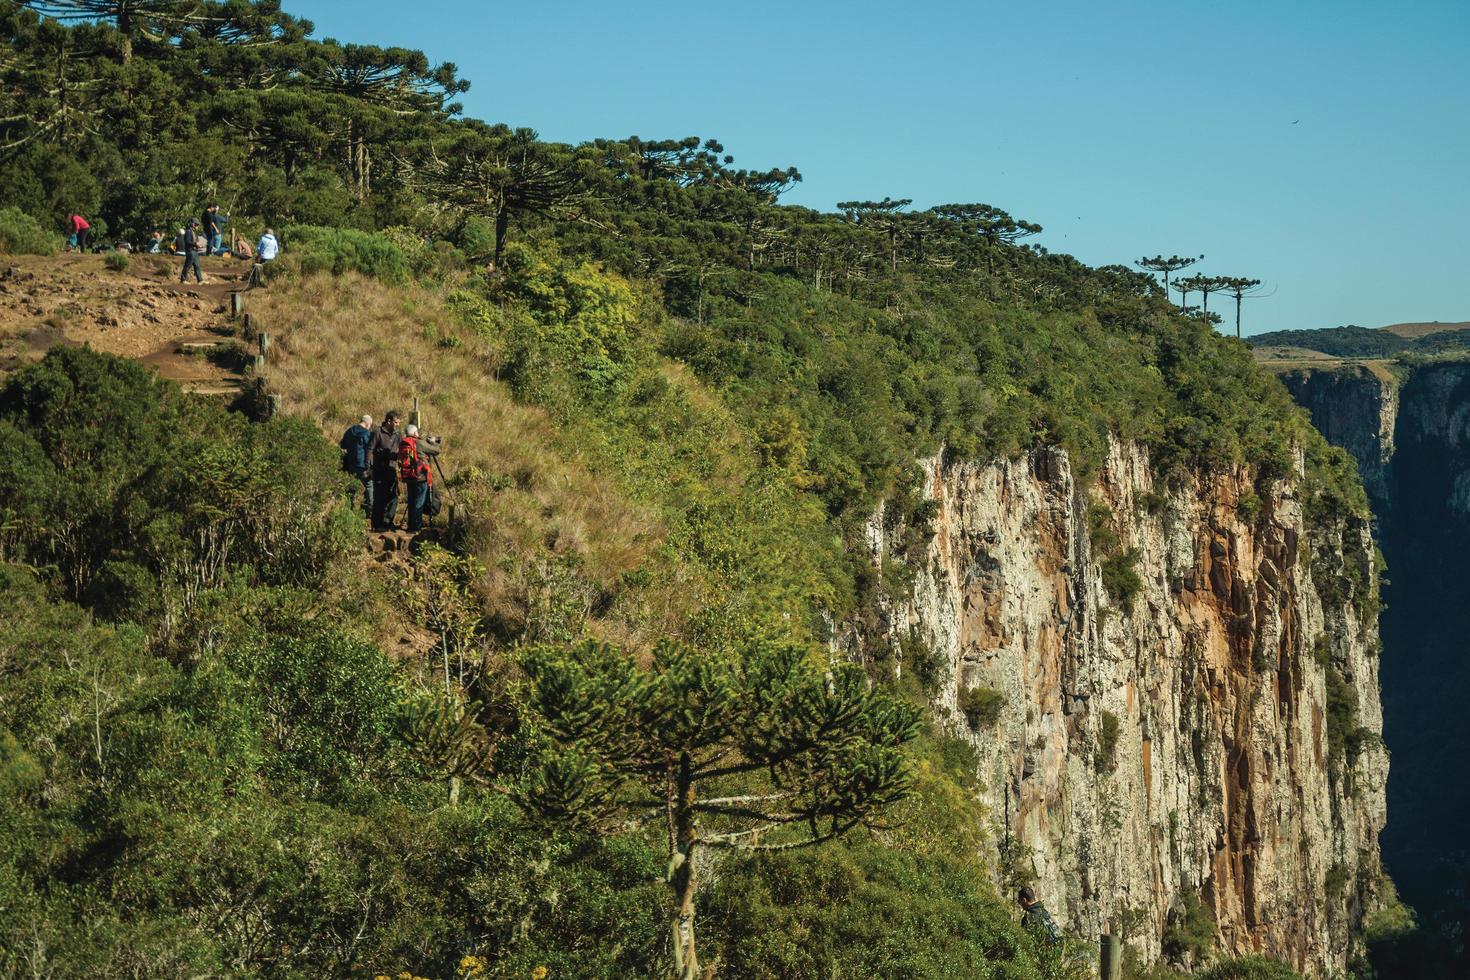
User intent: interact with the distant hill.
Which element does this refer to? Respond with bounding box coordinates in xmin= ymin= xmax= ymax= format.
xmin=1247 ymin=326 xmax=1411 ymax=358
xmin=1250 ymin=323 xmax=1470 ymax=358
xmin=1381 ymin=320 xmax=1470 ymax=338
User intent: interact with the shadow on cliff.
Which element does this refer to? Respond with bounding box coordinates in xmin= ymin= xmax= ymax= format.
xmin=1366 ymin=365 xmax=1470 ymax=977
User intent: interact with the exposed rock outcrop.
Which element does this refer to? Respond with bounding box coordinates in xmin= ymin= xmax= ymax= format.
xmin=848 ymin=440 xmax=1387 ymax=974
xmin=1280 ymin=366 xmax=1399 ymax=508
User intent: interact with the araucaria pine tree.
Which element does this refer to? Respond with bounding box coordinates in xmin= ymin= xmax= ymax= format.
xmin=514 ymin=639 xmax=920 ymax=980
xmin=1136 ymin=253 xmax=1202 ymax=301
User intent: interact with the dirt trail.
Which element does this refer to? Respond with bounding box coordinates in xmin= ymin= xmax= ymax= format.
xmin=0 ymin=251 xmax=255 ymax=396
xmin=0 ymin=250 xmax=452 ymax=661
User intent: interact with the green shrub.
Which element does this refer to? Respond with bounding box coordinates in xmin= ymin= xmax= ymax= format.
xmin=902 ymin=628 xmax=946 ymax=695
xmin=1096 ymin=709 xmax=1122 ymax=772
xmin=1087 ymin=498 xmax=1122 ymax=554
xmin=0 ymin=206 xmax=63 ymax=255
xmin=706 ymin=839 xmax=1093 ymax=979
xmin=1361 ymin=875 xmax=1415 ymax=945
xmin=1236 ymin=489 xmax=1263 ymax=524
xmin=1087 ymin=499 xmax=1143 ymax=608
xmin=103 ymin=250 xmax=130 ymax=271
xmin=1325 ymin=664 xmax=1378 ymax=772
xmin=1162 ymin=891 xmax=1216 ymax=963
xmin=1101 ymin=549 xmax=1144 ymax=608
xmin=279 ymin=224 xmax=411 ymax=283
xmin=958 ymin=684 xmax=1006 ymax=729
xmin=229 ymin=625 xmax=402 ymax=790
xmin=1199 ymin=957 xmax=1303 ymax=980
xmin=493 ymin=241 xmax=645 ymax=399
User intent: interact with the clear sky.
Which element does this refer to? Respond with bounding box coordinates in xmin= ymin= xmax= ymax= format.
xmin=290 ymin=0 xmax=1467 ymax=335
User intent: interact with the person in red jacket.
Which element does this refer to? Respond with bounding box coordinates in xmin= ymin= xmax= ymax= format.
xmin=67 ymin=213 xmax=90 ymax=252
xmin=398 ymin=423 xmax=434 ymax=532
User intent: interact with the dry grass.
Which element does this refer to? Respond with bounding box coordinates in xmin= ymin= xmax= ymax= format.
xmin=249 ymin=273 xmax=665 ymax=645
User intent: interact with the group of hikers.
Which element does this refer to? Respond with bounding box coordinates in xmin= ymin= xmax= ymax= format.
xmin=174 ymin=211 xmax=279 ymax=284
xmin=64 ymin=208 xmax=281 ymax=284
xmin=339 ymin=411 xmax=438 ymax=533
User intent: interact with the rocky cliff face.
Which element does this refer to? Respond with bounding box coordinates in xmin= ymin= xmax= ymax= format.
xmin=1281 ymin=361 xmax=1470 ymax=926
xmin=852 ymin=440 xmax=1387 ymax=974
xmin=1280 ymin=367 xmax=1399 ymax=508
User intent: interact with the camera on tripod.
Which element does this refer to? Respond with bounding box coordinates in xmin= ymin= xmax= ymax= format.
xmin=419 ymin=434 xmax=443 ymax=457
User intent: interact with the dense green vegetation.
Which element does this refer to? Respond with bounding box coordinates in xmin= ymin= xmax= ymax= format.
xmin=0 ymin=1 xmax=1378 ymax=975
xmin=0 ymin=348 xmax=1083 ymax=978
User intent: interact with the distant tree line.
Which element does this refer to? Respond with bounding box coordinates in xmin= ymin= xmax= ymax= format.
xmin=0 ymin=0 xmax=1176 ymax=316
xmin=1134 ymin=254 xmax=1266 ymax=338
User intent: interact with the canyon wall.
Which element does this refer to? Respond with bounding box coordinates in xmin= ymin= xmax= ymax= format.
xmin=851 ymin=440 xmax=1388 ymax=974
xmin=1279 ymin=367 xmax=1399 ymax=508
xmin=1278 ymin=361 xmax=1470 ymax=927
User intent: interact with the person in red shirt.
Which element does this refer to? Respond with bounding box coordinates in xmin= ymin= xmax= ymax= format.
xmin=398 ymin=423 xmax=434 ymax=532
xmin=67 ymin=213 xmax=90 ymax=252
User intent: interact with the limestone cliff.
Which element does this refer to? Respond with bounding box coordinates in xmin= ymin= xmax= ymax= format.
xmin=1280 ymin=366 xmax=1399 ymax=508
xmin=851 ymin=440 xmax=1387 ymax=974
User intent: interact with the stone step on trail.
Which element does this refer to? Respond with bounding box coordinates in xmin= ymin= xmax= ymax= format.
xmin=182 ymin=381 xmax=244 ymax=397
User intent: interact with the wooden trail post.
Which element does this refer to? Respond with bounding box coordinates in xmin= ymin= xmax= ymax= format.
xmin=1099 ymin=933 xmax=1121 ymax=980
xmin=253 ymin=332 xmax=270 ymax=376
xmin=229 ymin=291 xmax=244 ymax=318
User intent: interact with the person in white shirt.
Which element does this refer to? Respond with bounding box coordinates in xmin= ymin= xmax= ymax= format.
xmin=256 ymin=229 xmax=279 ymax=262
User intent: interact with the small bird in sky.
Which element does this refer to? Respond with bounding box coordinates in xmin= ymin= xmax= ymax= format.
xmin=1292 ymin=119 xmax=1300 ymax=125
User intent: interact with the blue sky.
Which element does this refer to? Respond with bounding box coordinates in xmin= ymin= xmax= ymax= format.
xmin=290 ymin=0 xmax=1468 ymax=335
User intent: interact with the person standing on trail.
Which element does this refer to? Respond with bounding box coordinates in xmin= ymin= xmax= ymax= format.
xmin=399 ymin=423 xmax=434 ymax=533
xmin=1018 ymin=886 xmax=1062 ymax=945
xmin=67 ymin=213 xmax=90 ymax=252
xmin=369 ymin=411 xmax=402 ymax=532
xmin=257 ymin=228 xmax=279 ymax=263
xmin=340 ymin=414 xmax=375 ymax=517
xmin=202 ymin=205 xmax=226 ymax=256
xmin=178 ymin=221 xmax=205 ymax=283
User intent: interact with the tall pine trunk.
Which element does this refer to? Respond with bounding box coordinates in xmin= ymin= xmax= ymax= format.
xmin=117 ymin=4 xmax=133 ymax=64
xmin=668 ymin=753 xmax=700 ymax=980
xmin=493 ymin=207 xmax=510 ymax=268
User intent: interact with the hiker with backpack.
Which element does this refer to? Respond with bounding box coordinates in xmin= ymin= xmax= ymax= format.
xmin=177 ymin=221 xmax=205 ymax=283
xmin=399 ymin=423 xmax=434 ymax=533
xmin=368 ymin=411 xmax=402 ymax=532
xmin=1019 ymin=886 xmax=1062 ymax=945
xmin=339 ymin=414 xmax=375 ymax=517
xmin=67 ymin=213 xmax=90 ymax=252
